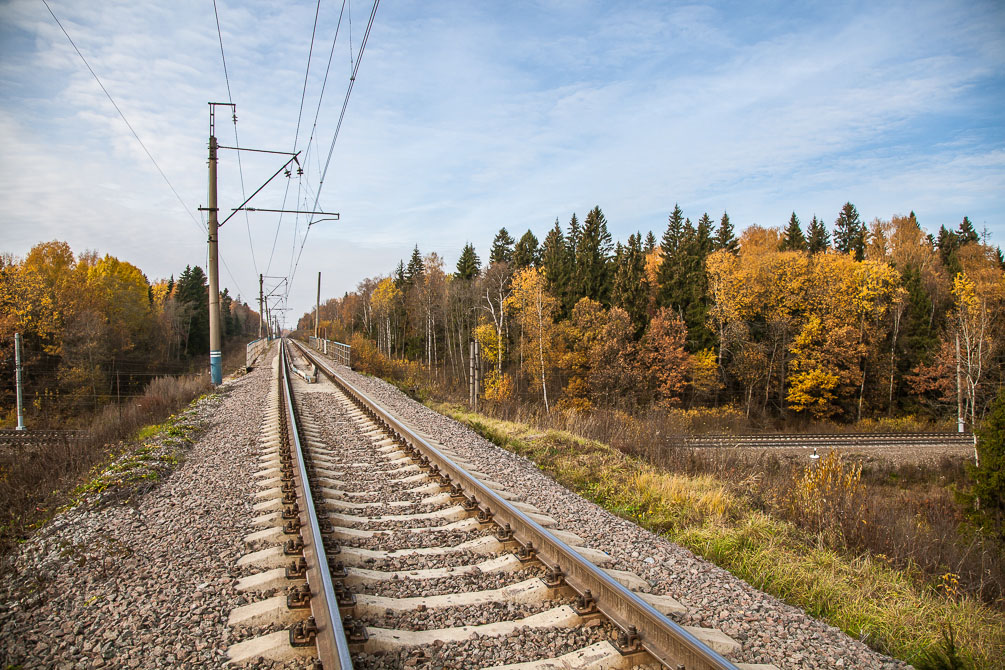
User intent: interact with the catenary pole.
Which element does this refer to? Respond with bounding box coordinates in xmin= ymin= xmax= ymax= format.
xmin=207 ymin=117 xmax=223 ymax=385
xmin=259 ymin=273 xmax=264 ymax=339
xmin=315 ymin=272 xmax=321 ymax=339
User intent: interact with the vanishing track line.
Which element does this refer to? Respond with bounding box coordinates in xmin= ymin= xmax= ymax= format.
xmin=225 ymin=339 xmax=776 ymax=669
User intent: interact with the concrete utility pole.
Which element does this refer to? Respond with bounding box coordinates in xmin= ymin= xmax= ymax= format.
xmin=315 ymin=272 xmax=321 ymax=339
xmin=206 ymin=110 xmax=223 ymax=385
xmin=259 ymin=274 xmax=264 ymax=339
xmin=14 ymin=332 xmax=25 ymax=431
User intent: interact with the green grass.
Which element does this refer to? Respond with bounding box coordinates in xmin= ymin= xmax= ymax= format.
xmin=432 ymin=401 xmax=1005 ymax=670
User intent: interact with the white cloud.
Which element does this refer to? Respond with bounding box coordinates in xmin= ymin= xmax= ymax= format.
xmin=1 ymin=0 xmax=1002 ymax=321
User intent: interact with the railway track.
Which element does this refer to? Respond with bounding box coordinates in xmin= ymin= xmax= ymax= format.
xmin=686 ymin=432 xmax=974 ymax=449
xmin=225 ymin=339 xmax=776 ymax=669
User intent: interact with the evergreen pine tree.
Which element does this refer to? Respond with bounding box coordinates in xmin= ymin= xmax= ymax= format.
xmin=489 ymin=228 xmax=515 ymax=265
xmin=937 ymin=225 xmax=961 ymax=278
xmin=696 ymin=213 xmax=715 ymax=257
xmin=166 ymin=274 xmax=174 ymax=295
xmin=974 ymin=388 xmax=1005 ymax=538
xmin=405 ymin=245 xmax=425 ymax=285
xmin=644 ymin=231 xmax=657 ymax=253
xmin=657 ymin=204 xmax=686 ymax=309
xmin=541 ymin=219 xmax=573 ymax=316
xmin=806 ymin=215 xmax=830 ymax=254
xmin=393 ymin=260 xmax=406 ymax=288
xmin=612 ymin=233 xmax=648 ymax=334
xmin=958 ymin=216 xmax=979 ymax=245
xmin=714 ymin=212 xmax=738 ymax=254
xmin=780 ymin=212 xmax=807 ymax=251
xmin=455 ymin=243 xmax=481 ymax=280
xmin=682 ymin=216 xmax=713 ymax=350
xmin=574 ymin=206 xmax=614 ymax=304
xmin=221 ymin=287 xmax=234 ymax=337
xmin=513 ymin=230 xmax=540 ymax=269
xmin=895 ymin=264 xmax=938 ymax=408
xmin=175 ymin=265 xmax=209 ymax=357
xmin=833 ymin=202 xmax=866 ymax=260
xmin=566 ymin=213 xmax=581 ymax=263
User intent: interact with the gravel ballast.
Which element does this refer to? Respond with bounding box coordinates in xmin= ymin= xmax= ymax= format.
xmin=0 ymin=342 xmax=910 ymax=669
xmin=0 ymin=354 xmax=276 ymax=669
xmin=324 ymin=356 xmax=909 ymax=670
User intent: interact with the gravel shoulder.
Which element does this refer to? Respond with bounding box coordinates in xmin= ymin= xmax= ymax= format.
xmin=0 ymin=356 xmax=274 ymax=669
xmin=0 ymin=348 xmax=911 ymax=670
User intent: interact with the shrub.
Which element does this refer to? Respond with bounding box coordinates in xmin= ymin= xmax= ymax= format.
xmin=973 ymin=389 xmax=1005 ymax=538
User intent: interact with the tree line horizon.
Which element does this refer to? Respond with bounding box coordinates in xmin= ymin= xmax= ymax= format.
xmin=311 ymin=201 xmax=1002 ymax=426
xmin=1 ymin=241 xmax=259 ymax=426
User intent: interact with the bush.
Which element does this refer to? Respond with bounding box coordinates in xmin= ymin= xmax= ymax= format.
xmin=974 ymin=389 xmax=1005 ymax=538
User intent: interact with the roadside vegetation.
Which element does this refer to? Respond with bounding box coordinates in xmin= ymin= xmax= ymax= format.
xmin=303 ymin=204 xmax=1005 ymax=665
xmin=325 ymin=332 xmax=1005 ymax=667
xmin=0 ymin=240 xmax=262 ymax=555
xmin=433 ymin=400 xmax=1005 ymax=670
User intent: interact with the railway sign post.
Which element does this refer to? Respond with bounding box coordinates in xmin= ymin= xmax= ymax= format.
xmin=14 ymin=332 xmax=25 ymax=431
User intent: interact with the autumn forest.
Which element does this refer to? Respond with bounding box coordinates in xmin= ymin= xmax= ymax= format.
xmin=0 ymin=241 xmax=259 ymax=427
xmin=300 ymin=203 xmax=1005 ymax=428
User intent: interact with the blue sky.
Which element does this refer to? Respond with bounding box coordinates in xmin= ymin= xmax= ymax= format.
xmin=1 ymin=0 xmax=1003 ymax=322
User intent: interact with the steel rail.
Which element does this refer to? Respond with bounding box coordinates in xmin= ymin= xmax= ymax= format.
xmin=292 ymin=339 xmax=738 ymax=670
xmin=687 ymin=433 xmax=973 ymax=447
xmin=279 ymin=339 xmax=353 ymax=668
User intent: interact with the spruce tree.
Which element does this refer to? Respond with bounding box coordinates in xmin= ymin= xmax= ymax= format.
xmin=612 ymin=232 xmax=648 ymax=334
xmin=714 ymin=212 xmax=738 ymax=254
xmin=958 ymin=216 xmax=979 ymax=245
xmin=644 ymin=231 xmax=657 ymax=253
xmin=405 ymin=245 xmax=425 ymax=285
xmin=780 ymin=212 xmax=806 ymax=251
xmin=696 ymin=213 xmax=715 ymax=257
xmin=685 ymin=215 xmax=715 ymax=349
xmin=657 ymin=204 xmax=686 ymax=309
xmin=513 ymin=230 xmax=540 ymax=269
xmin=895 ymin=264 xmax=938 ymax=408
xmin=566 ymin=213 xmax=581 ymax=262
xmin=806 ymin=215 xmax=830 ymax=254
xmin=833 ymin=202 xmax=866 ymax=260
xmin=175 ymin=265 xmax=209 ymax=357
xmin=393 ymin=260 xmax=406 ymax=288
xmin=575 ymin=206 xmax=614 ymax=305
xmin=455 ymin=243 xmax=481 ymax=280
xmin=489 ymin=228 xmax=515 ymax=265
xmin=541 ymin=219 xmax=573 ymax=315
xmin=937 ymin=225 xmax=961 ymax=279
xmin=974 ymin=388 xmax=1005 ymax=538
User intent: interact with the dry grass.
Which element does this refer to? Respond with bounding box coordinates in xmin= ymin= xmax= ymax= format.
xmin=0 ymin=372 xmax=211 ymax=556
xmin=435 ymin=403 xmax=1005 ymax=669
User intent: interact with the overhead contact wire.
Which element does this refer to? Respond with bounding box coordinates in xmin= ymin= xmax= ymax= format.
xmin=213 ymin=0 xmax=259 ymax=278
xmin=40 ymin=0 xmax=204 ymax=235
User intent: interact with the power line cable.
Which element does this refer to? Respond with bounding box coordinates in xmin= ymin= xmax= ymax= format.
xmin=265 ymin=0 xmax=323 ymax=276
xmin=212 ymin=0 xmax=259 ymax=278
xmin=40 ymin=0 xmax=204 ymax=236
xmin=283 ymin=0 xmax=349 ymax=285
xmin=289 ymin=0 xmax=379 ymax=291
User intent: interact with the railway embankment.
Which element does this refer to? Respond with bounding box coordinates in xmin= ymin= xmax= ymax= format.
xmin=0 ymin=356 xmax=273 ymax=668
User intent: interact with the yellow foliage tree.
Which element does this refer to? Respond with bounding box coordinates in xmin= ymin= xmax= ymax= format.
xmin=506 ymin=268 xmax=558 ymax=411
